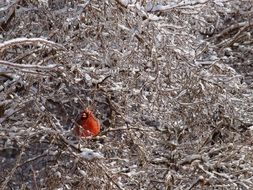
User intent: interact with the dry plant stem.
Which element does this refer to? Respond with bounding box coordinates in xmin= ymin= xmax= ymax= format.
xmin=103 ymin=127 xmax=150 ymax=135
xmin=31 ymin=165 xmax=39 ymax=190
xmin=17 ymin=152 xmax=48 ymax=168
xmin=0 ymin=60 xmax=58 ymax=70
xmin=48 ymin=117 xmax=82 ymax=153
xmin=217 ymin=24 xmax=251 ymax=48
xmin=197 ymin=164 xmax=216 ymax=179
xmin=178 ymin=154 xmax=202 ymax=165
xmin=0 ymin=38 xmax=66 ymax=52
xmin=187 ymin=177 xmax=202 ymax=190
xmin=103 ymin=88 xmax=148 ymax=165
xmin=195 ymin=42 xmax=209 ymax=58
xmin=35 ymin=100 xmax=81 ymax=153
xmin=0 ymin=145 xmax=25 ymax=190
xmin=10 ymin=47 xmax=43 ymax=63
xmin=16 ymin=69 xmax=52 ymax=76
xmin=0 ymin=105 xmax=23 ymax=124
xmin=211 ymin=21 xmax=252 ymax=40
xmin=214 ymin=145 xmax=243 ymax=168
xmin=147 ymin=0 xmax=210 ymax=12
xmin=198 ymin=127 xmax=218 ymax=150
xmin=114 ymin=0 xmax=128 ymax=8
xmin=1 ymin=1 xmax=253 ymax=189
xmin=37 ymin=54 xmax=60 ymax=66
xmin=96 ymin=162 xmax=124 ymax=190
xmin=76 ymin=159 xmax=124 ymax=190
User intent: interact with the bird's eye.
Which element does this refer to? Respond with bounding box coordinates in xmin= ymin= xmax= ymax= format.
xmin=82 ymin=112 xmax=88 ymax=118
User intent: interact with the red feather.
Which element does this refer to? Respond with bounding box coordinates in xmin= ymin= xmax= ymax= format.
xmin=75 ymin=108 xmax=100 ymax=137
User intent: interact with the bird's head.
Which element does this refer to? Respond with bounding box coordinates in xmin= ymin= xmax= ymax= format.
xmin=81 ymin=108 xmax=93 ymax=119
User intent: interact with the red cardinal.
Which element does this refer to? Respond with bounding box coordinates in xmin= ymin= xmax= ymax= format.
xmin=74 ymin=108 xmax=100 ymax=137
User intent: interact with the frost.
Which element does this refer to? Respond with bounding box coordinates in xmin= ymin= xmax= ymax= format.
xmin=55 ymin=171 xmax=61 ymax=178
xmin=48 ymin=150 xmax=59 ymax=156
xmin=79 ymin=170 xmax=87 ymax=176
xmin=84 ymin=73 xmax=91 ymax=81
xmin=80 ymin=148 xmax=104 ymax=161
xmin=110 ymin=82 xmax=123 ymax=91
xmin=132 ymin=88 xmax=141 ymax=95
xmin=1 ymin=0 xmax=253 ymax=189
xmin=214 ymin=0 xmax=225 ymax=7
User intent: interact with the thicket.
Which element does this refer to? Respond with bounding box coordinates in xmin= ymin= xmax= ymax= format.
xmin=0 ymin=0 xmax=253 ymax=189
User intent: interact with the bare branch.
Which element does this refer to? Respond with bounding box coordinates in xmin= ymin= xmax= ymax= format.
xmin=0 ymin=37 xmax=66 ymax=52
xmin=0 ymin=60 xmax=58 ymax=70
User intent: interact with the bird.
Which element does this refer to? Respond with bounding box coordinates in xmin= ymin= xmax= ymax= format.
xmin=74 ymin=108 xmax=100 ymax=137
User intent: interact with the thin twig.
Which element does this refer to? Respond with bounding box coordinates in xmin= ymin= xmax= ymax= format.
xmin=0 ymin=37 xmax=66 ymax=52
xmin=0 ymin=60 xmax=58 ymax=70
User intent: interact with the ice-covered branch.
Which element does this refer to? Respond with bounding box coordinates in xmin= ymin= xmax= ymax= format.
xmin=0 ymin=37 xmax=66 ymax=52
